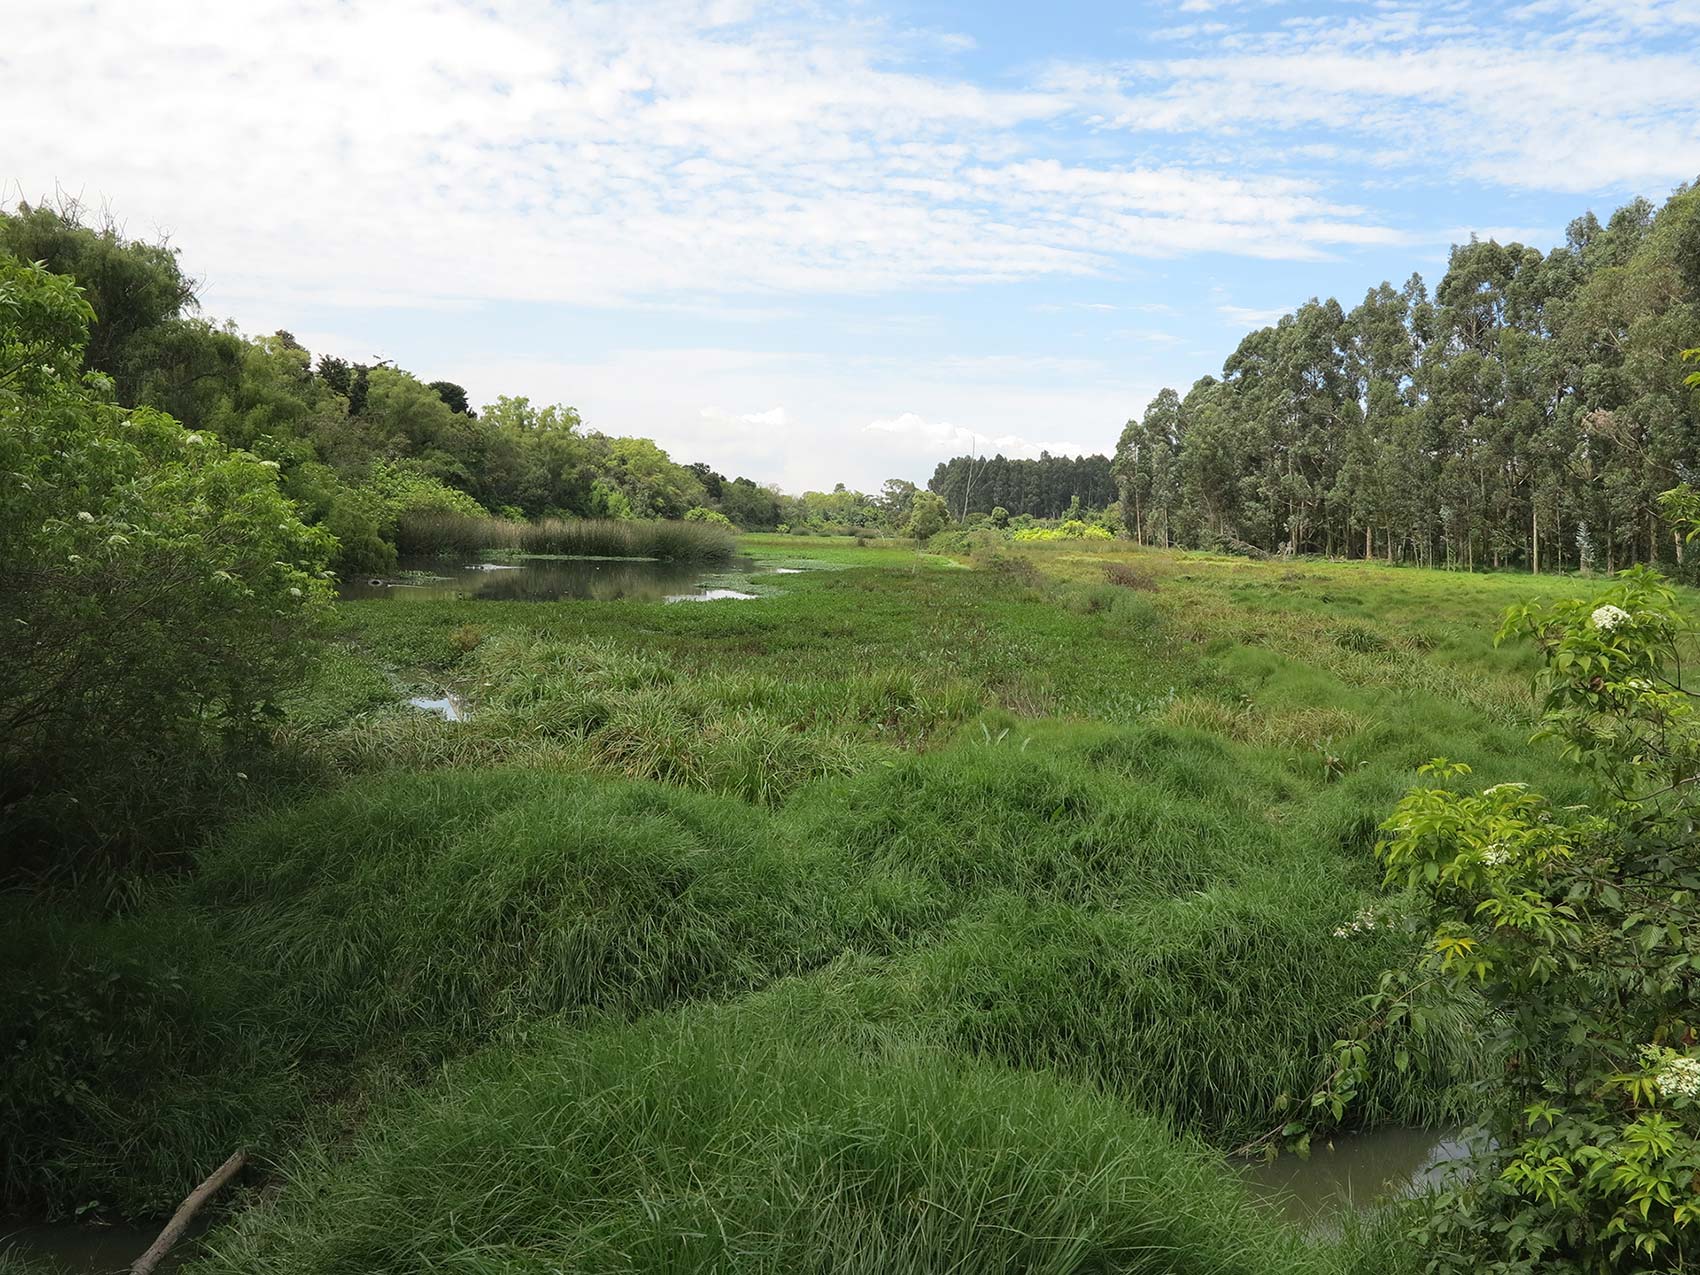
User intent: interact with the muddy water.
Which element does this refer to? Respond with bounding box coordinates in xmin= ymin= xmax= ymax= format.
xmin=1241 ymin=1127 xmax=1470 ymax=1227
xmin=0 ymin=1217 xmax=189 ymax=1273
xmin=340 ymin=555 xmax=772 ymax=603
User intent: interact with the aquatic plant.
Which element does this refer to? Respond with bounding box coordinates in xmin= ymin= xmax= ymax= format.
xmin=392 ymin=511 xmax=735 ymax=561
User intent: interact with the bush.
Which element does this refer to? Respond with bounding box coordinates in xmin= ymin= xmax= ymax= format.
xmin=1300 ymin=565 xmax=1700 ymax=1271
xmin=0 ymin=254 xmax=333 ymax=867
xmin=684 ymin=505 xmax=735 ymax=529
xmin=1012 ymin=519 xmax=1114 ymax=543
xmin=349 ymin=461 xmax=486 ymax=541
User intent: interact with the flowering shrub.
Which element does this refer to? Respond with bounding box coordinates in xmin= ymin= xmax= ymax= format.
xmin=1 ymin=254 xmax=332 ymax=863
xmin=1289 ymin=558 xmax=1700 ymax=1272
xmin=1011 ymin=519 xmax=1114 ymax=542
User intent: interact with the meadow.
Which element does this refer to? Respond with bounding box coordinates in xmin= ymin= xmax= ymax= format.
xmin=1 ymin=535 xmax=1617 ymax=1273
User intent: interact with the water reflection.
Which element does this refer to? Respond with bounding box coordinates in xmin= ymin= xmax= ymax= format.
xmin=1 ymin=1217 xmax=190 ymax=1273
xmin=1241 ymin=1127 xmax=1469 ymax=1227
xmin=340 ymin=556 xmax=768 ymax=603
xmin=409 ymin=693 xmax=467 ymax=721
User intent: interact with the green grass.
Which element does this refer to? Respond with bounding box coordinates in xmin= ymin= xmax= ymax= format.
xmin=189 ymin=996 xmax=1389 ymax=1275
xmin=1 ymin=536 xmax=1645 ymax=1269
xmin=394 ymin=511 xmax=737 ymax=561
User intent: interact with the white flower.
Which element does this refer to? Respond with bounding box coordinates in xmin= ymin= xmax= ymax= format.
xmin=185 ymin=432 xmax=204 ymax=445
xmin=260 ymin=459 xmax=281 ymax=469
xmin=288 ymin=587 xmax=303 ymax=598
xmin=76 ymin=511 xmax=94 ymax=522
xmin=1591 ymin=604 xmax=1630 ymax=631
xmin=1642 ymin=1046 xmax=1700 ymax=1100
xmin=1333 ymin=907 xmax=1381 ymax=938
xmin=1482 ymin=845 xmax=1512 ymax=867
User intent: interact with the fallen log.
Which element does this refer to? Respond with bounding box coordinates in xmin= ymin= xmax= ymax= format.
xmin=130 ymin=1149 xmax=246 ymax=1275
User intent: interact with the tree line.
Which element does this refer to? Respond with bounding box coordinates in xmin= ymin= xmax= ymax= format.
xmin=927 ymin=453 xmax=1117 ymax=521
xmin=0 ymin=202 xmax=932 ymax=572
xmin=1108 ymin=184 xmax=1700 ymax=571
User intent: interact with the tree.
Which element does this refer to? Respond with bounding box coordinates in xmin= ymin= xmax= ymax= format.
xmin=906 ymin=490 xmax=949 ymax=542
xmin=429 ymin=380 xmax=472 ymax=415
xmin=0 ymin=200 xmax=198 ymax=405
xmin=0 ymin=254 xmax=334 ymax=866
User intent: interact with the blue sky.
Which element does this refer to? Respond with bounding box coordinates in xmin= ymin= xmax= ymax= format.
xmin=8 ymin=0 xmax=1700 ymax=491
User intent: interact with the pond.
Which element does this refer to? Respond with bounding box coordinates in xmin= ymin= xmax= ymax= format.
xmin=1 ymin=1216 xmax=190 ymax=1273
xmin=1240 ymin=1126 xmax=1469 ymax=1228
xmin=338 ymin=556 xmax=771 ymax=603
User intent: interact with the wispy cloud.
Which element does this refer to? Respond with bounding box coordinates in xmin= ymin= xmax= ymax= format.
xmin=1218 ymin=303 xmax=1291 ymax=326
xmin=1056 ymin=1 xmax=1700 ymax=194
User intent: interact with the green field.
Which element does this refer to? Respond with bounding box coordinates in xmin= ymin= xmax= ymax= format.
xmin=2 ymin=537 xmax=1618 ymax=1273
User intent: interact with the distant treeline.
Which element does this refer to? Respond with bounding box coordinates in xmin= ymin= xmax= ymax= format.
xmin=927 ymin=453 xmax=1117 ymax=521
xmin=1107 ymin=184 xmax=1700 ymax=571
xmin=0 ymin=202 xmax=923 ymax=568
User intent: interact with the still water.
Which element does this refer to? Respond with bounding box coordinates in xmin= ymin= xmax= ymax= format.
xmin=339 ymin=555 xmax=766 ymax=603
xmin=0 ymin=1217 xmax=189 ymax=1274
xmin=1241 ymin=1126 xmax=1469 ymax=1227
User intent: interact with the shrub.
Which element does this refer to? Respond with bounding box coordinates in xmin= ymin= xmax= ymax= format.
xmin=349 ymin=460 xmax=486 ymax=539
xmin=1297 ymin=565 xmax=1700 ymax=1271
xmin=0 ymin=254 xmax=333 ymax=867
xmin=906 ymin=490 xmax=949 ymax=541
xmin=1012 ymin=519 xmax=1114 ymax=542
xmin=684 ymin=505 xmax=735 ymax=528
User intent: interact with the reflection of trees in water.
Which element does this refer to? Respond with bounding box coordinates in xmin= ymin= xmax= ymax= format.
xmin=469 ymin=560 xmax=706 ymax=601
xmin=339 ymin=556 xmax=755 ymax=602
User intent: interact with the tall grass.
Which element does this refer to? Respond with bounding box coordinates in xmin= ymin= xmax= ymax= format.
xmin=394 ymin=511 xmax=736 ymax=561
xmin=193 ymin=1003 xmax=1350 ymax=1275
xmin=3 ymin=539 xmax=1608 ymax=1253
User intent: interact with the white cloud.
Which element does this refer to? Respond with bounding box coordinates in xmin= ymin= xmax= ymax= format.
xmin=1060 ymin=1 xmax=1700 ymax=194
xmin=865 ymin=412 xmax=1090 ymax=461
xmin=1 ymin=0 xmax=1415 ymax=319
xmin=1218 ymin=303 xmax=1291 ymax=326
xmin=452 ymin=345 xmax=1148 ymax=492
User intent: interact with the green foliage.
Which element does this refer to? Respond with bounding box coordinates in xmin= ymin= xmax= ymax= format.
xmin=684 ymin=504 xmax=735 ymax=528
xmin=350 ymin=460 xmax=487 ymax=541
xmin=0 ymin=253 xmax=333 ymax=866
xmin=1300 ymin=568 xmax=1700 ymax=1271
xmin=191 ymin=1002 xmax=1344 ymax=1275
xmin=905 ymin=489 xmax=949 ymax=541
xmin=1012 ymin=519 xmax=1116 ymax=542
xmin=0 ymin=200 xmax=197 ymax=404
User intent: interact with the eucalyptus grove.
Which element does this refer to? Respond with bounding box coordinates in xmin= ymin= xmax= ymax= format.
xmin=1101 ymin=184 xmax=1700 ymax=571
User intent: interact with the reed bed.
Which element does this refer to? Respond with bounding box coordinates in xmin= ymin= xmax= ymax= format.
xmin=394 ymin=511 xmax=736 ymax=561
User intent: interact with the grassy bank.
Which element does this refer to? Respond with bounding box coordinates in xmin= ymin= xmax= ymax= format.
xmin=193 ymin=996 xmax=1399 ymax=1275
xmin=393 ymin=511 xmax=737 ymax=561
xmin=2 ymin=536 xmax=1633 ymax=1269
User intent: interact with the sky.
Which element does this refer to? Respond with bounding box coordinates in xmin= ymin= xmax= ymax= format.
xmin=7 ymin=1 xmax=1700 ymax=493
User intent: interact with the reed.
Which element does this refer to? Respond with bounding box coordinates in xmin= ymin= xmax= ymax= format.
xmin=393 ymin=511 xmax=736 ymax=561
